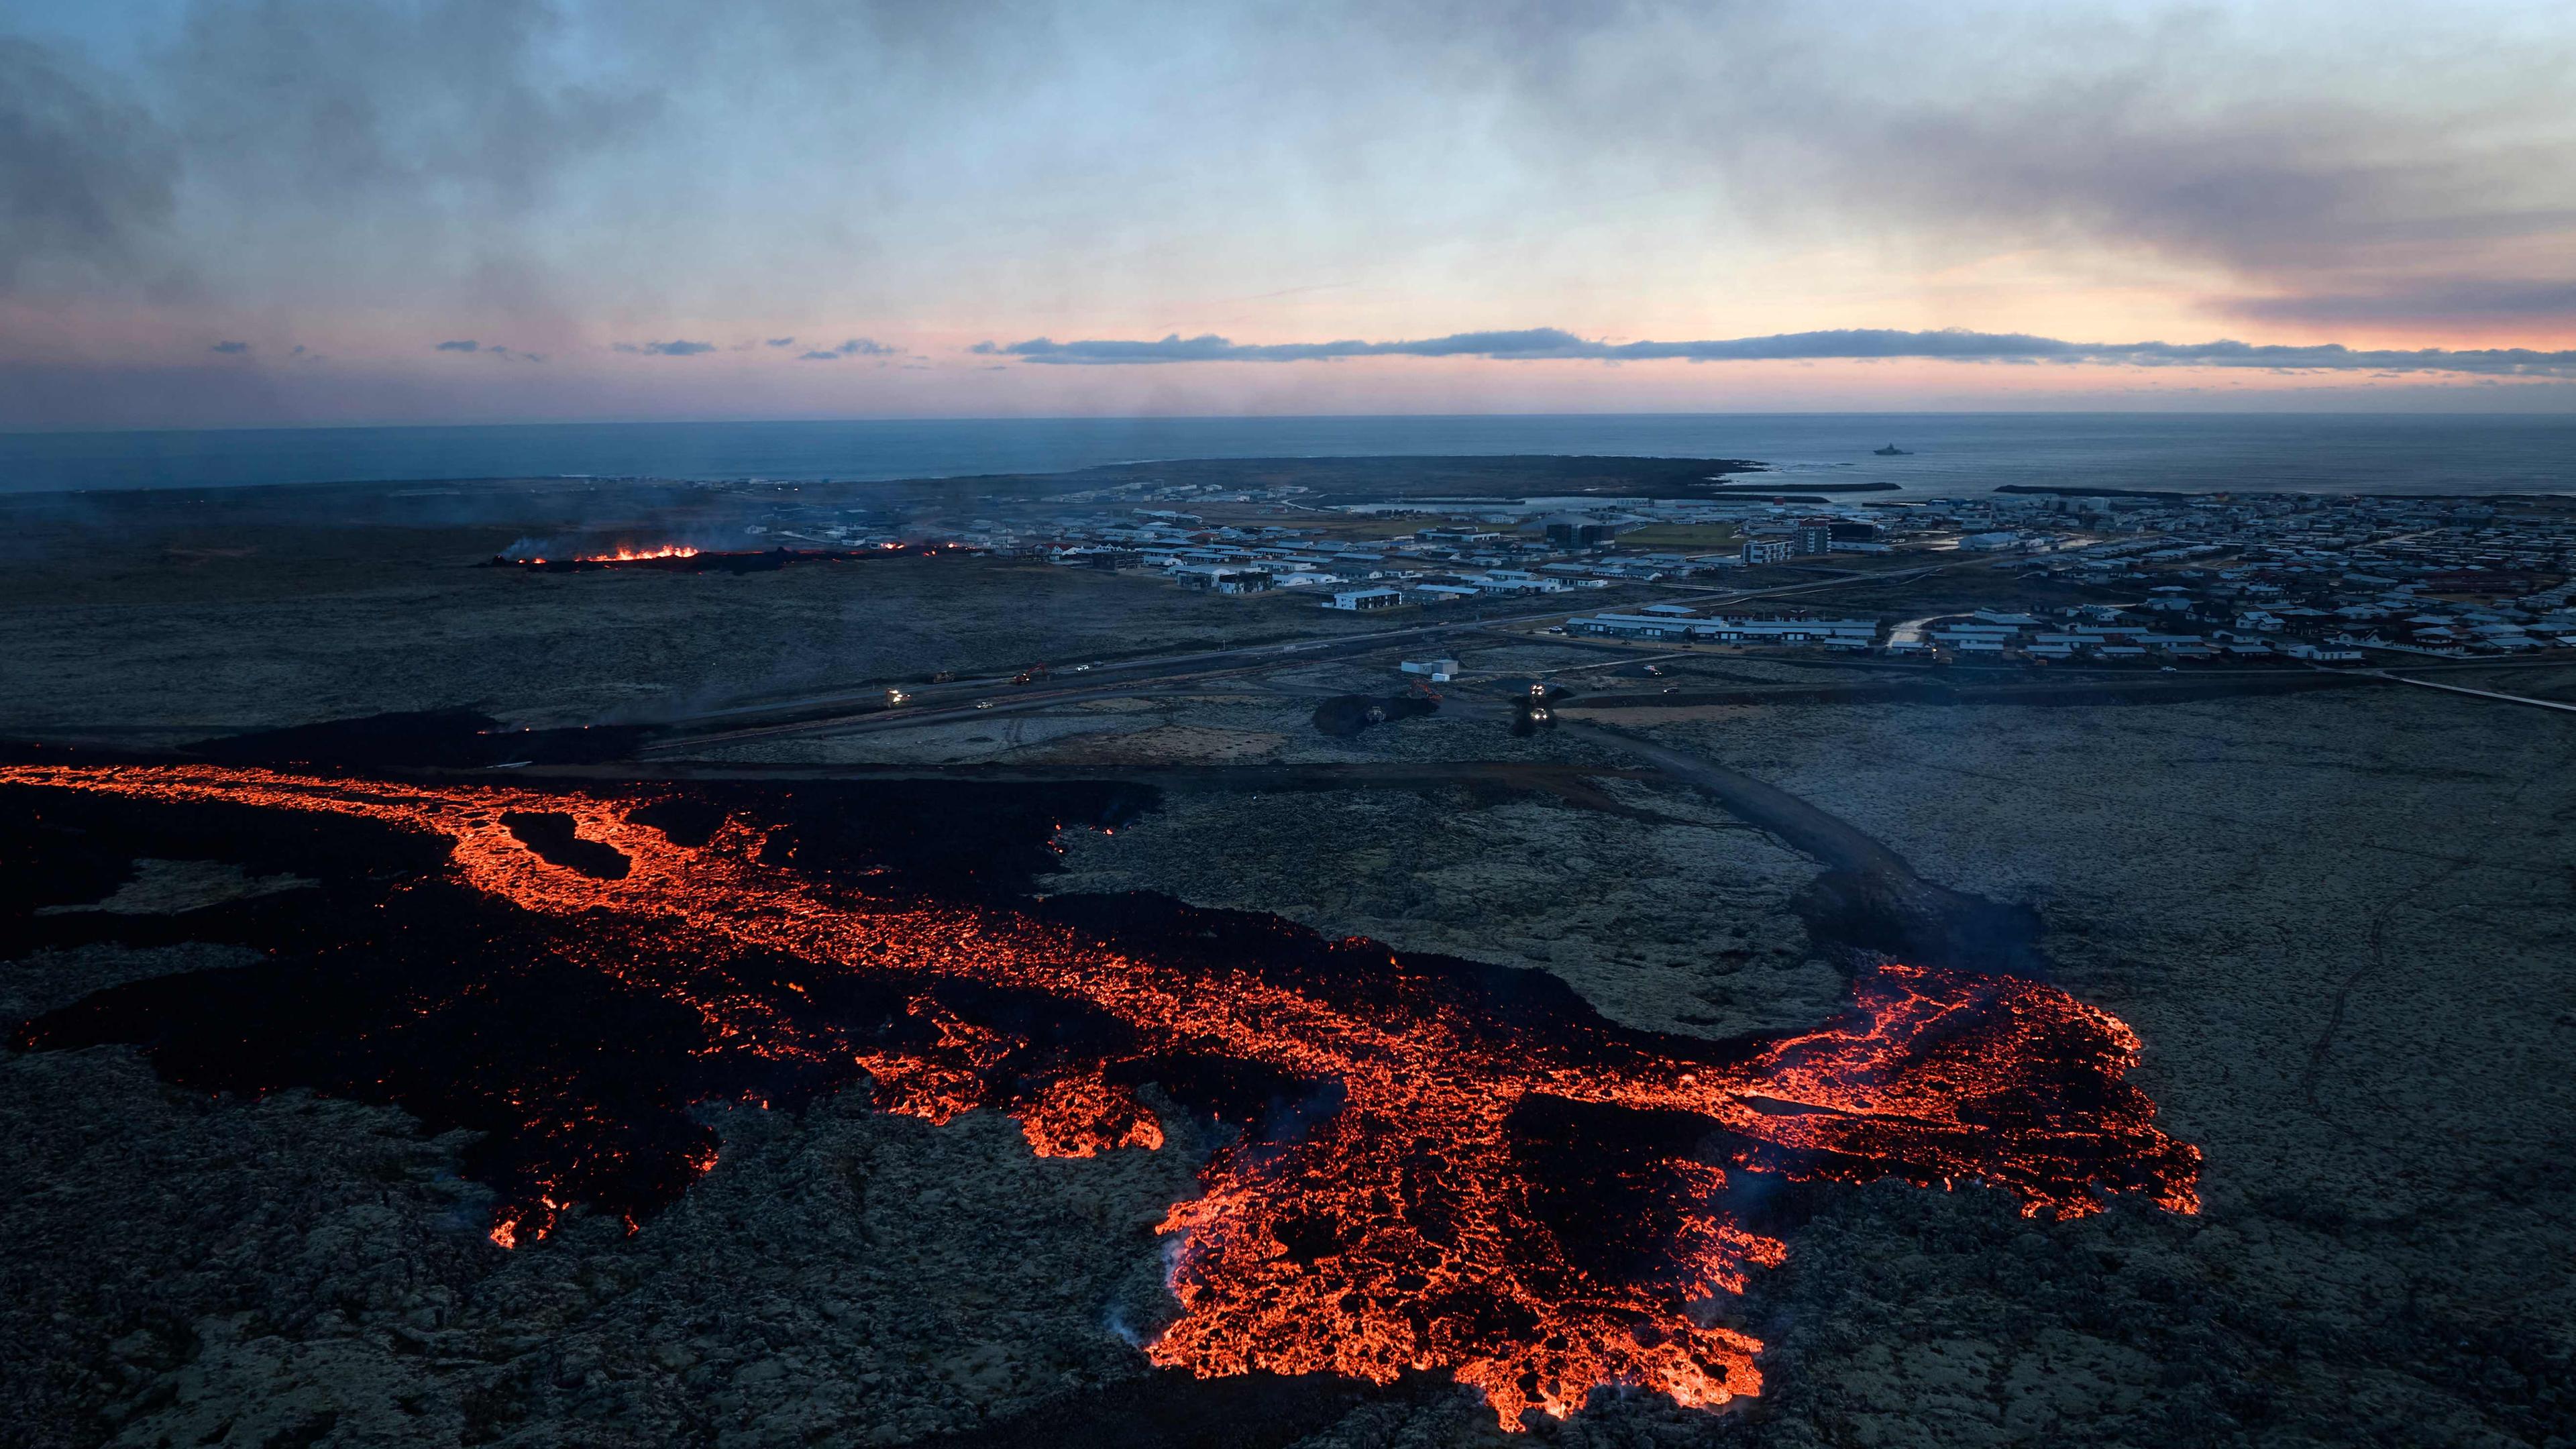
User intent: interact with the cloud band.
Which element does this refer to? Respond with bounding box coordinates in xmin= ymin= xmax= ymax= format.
xmin=973 ymin=327 xmax=2576 ymax=376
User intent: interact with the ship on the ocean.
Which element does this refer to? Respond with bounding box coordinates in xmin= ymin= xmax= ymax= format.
xmin=1874 ymin=443 xmax=1913 ymax=455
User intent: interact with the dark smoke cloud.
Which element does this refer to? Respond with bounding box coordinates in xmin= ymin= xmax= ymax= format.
xmin=0 ymin=1 xmax=658 ymax=321
xmin=166 ymin=0 xmax=653 ymax=217
xmin=979 ymin=327 xmax=2576 ymax=376
xmin=0 ymin=38 xmax=180 ymax=288
xmin=9 ymin=5 xmax=2572 ymax=333
xmin=3 ymin=1 xmax=2570 ymax=424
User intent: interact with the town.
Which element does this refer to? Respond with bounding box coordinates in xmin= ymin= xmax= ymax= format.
xmin=737 ymin=479 xmax=2576 ymax=667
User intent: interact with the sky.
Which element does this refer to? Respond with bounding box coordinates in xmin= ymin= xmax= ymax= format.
xmin=3 ymin=0 xmax=2575 ymax=427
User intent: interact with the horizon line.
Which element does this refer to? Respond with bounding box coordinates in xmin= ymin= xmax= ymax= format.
xmin=11 ymin=403 xmax=2576 ymax=439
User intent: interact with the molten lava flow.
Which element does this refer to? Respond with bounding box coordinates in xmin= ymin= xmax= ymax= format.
xmin=492 ymin=542 xmax=976 ymax=574
xmin=1 ymin=763 xmax=2198 ymax=1431
xmin=1015 ymin=1069 xmax=1166 ymax=1158
xmin=590 ymin=544 xmax=701 ymax=561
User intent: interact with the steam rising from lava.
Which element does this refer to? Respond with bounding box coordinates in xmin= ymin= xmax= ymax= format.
xmin=2 ymin=763 xmax=2198 ymax=1431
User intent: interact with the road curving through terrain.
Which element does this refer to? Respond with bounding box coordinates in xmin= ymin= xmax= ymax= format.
xmin=1554 ymin=718 xmax=2056 ymax=978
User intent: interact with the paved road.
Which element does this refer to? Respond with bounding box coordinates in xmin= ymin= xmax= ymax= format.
xmin=2370 ymin=671 xmax=2576 ymax=714
xmin=1554 ymin=720 xmax=1910 ymax=879
xmin=1551 ymin=716 xmax=2049 ymax=974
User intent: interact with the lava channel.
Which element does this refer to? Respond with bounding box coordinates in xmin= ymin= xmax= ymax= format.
xmin=1 ymin=763 xmax=2200 ymax=1432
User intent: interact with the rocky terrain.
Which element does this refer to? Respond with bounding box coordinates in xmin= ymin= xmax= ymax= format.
xmin=5 ymin=482 xmax=2570 ymax=1449
xmin=1046 ymin=686 xmax=2576 ymax=1448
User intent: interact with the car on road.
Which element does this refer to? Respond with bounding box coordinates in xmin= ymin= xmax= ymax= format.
xmin=973 ymin=698 xmax=995 ymax=709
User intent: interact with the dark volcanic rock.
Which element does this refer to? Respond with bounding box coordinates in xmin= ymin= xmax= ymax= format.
xmin=185 ymin=710 xmax=648 ymax=769
xmin=1309 ymin=695 xmax=1437 ymax=738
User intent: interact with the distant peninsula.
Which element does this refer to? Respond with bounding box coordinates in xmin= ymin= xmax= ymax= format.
xmin=1010 ymin=454 xmax=1768 ymax=503
xmin=1703 ymin=480 xmax=1898 ymax=494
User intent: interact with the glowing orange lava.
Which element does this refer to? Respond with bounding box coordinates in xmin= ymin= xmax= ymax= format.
xmin=0 ymin=763 xmax=2198 ymax=1431
xmin=586 ymin=544 xmax=700 ymax=561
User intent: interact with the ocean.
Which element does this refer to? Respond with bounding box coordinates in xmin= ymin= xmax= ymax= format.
xmin=3 ymin=413 xmax=2572 ymax=498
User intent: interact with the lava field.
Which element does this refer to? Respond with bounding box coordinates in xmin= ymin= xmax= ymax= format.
xmin=0 ymin=760 xmax=2199 ymax=1432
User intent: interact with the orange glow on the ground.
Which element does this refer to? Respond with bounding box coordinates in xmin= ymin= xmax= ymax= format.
xmin=1 ymin=762 xmax=2198 ymax=1430
xmin=587 ymin=544 xmax=701 ymax=561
